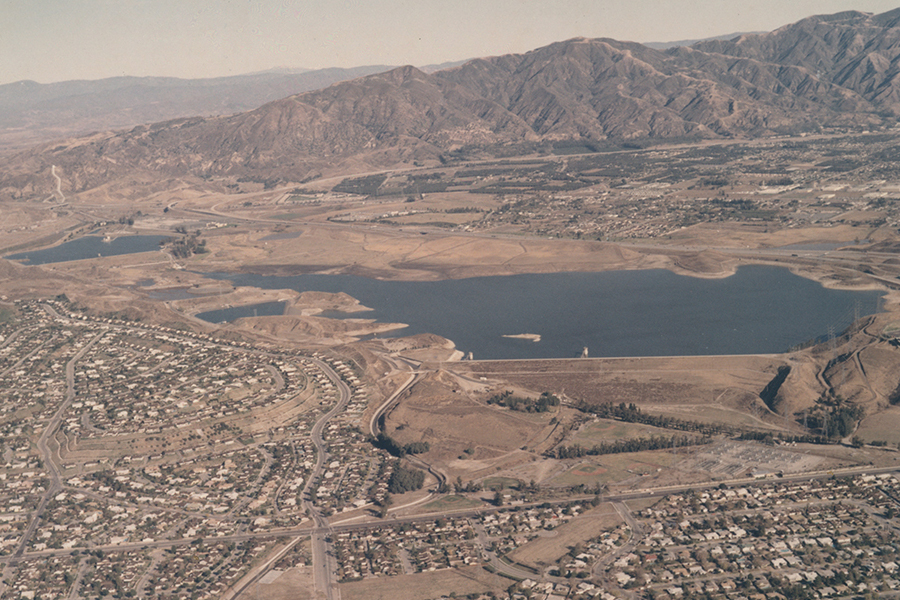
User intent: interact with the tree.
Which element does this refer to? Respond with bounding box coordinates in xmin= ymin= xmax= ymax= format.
xmin=378 ymin=493 xmax=393 ymax=518
xmin=387 ymin=462 xmax=425 ymax=494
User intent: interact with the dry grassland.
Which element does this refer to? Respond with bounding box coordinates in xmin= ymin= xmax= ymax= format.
xmin=857 ymin=407 xmax=900 ymax=444
xmin=417 ymin=494 xmax=483 ymax=513
xmin=385 ymin=372 xmax=554 ymax=460
xmin=508 ymin=503 xmax=622 ymax=568
xmin=663 ymin=222 xmax=871 ymax=251
xmin=195 ymin=223 xmax=667 ymax=281
xmin=246 ymin=567 xmax=316 ymax=600
xmin=0 ymin=201 xmax=86 ymax=254
xmin=550 ymin=451 xmax=682 ymax=488
xmin=641 ymin=404 xmax=784 ymax=431
xmin=454 ymin=355 xmax=786 ymax=431
xmin=572 ymin=419 xmax=680 ymax=445
xmin=339 ymin=565 xmax=510 ymax=600
xmin=857 ymin=345 xmax=900 ymax=401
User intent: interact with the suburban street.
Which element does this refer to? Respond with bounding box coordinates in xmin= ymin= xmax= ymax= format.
xmin=13 ymin=329 xmax=103 ymax=559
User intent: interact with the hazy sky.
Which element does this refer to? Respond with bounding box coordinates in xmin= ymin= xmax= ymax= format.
xmin=3 ymin=0 xmax=900 ymax=85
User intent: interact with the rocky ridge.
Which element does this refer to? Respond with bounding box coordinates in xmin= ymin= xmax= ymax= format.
xmin=4 ymin=9 xmax=900 ymax=198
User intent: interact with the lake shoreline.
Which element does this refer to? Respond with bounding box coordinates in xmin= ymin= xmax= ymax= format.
xmin=196 ymin=265 xmax=884 ymax=361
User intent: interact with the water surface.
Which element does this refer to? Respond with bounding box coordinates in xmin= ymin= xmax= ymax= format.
xmin=196 ymin=301 xmax=286 ymax=323
xmin=5 ymin=235 xmax=168 ymax=265
xmin=201 ymin=266 xmax=882 ymax=360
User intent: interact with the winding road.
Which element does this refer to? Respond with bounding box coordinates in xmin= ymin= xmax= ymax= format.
xmin=302 ymin=357 xmax=351 ymax=600
xmin=50 ymin=165 xmax=65 ymax=203
xmin=14 ymin=322 xmax=103 ymax=559
xmin=227 ymin=355 xmax=350 ymax=600
xmin=367 ymin=362 xmax=449 ymax=501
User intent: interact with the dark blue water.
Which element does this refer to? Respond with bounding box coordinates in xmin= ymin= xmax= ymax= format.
xmin=4 ymin=235 xmax=168 ymax=265
xmin=200 ymin=266 xmax=883 ymax=360
xmin=196 ymin=301 xmax=286 ymax=324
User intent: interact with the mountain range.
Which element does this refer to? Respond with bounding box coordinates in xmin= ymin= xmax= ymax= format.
xmin=0 ymin=66 xmax=395 ymax=151
xmin=0 ymin=59 xmax=475 ymax=152
xmin=4 ymin=8 xmax=900 ymax=199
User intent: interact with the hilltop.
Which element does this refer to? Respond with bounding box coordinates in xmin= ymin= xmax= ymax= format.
xmin=6 ymin=9 xmax=900 ymax=200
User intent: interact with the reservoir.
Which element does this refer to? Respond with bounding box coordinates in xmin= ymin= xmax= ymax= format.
xmin=197 ymin=301 xmax=287 ymax=323
xmin=202 ymin=266 xmax=883 ymax=360
xmin=4 ymin=235 xmax=168 ymax=265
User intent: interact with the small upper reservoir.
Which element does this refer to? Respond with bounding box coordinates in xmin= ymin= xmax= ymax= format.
xmin=201 ymin=266 xmax=884 ymax=360
xmin=4 ymin=235 xmax=169 ymax=265
xmin=196 ymin=301 xmax=287 ymax=323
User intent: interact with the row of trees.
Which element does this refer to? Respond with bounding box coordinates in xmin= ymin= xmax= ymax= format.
xmin=553 ymin=435 xmax=711 ymax=459
xmin=578 ymin=401 xmax=731 ymax=436
xmin=738 ymin=431 xmax=834 ymax=445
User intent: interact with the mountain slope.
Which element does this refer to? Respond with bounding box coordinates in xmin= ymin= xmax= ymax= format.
xmin=0 ymin=65 xmax=395 ymax=151
xmin=4 ymin=8 xmax=900 ymax=198
xmin=693 ymin=9 xmax=900 ymax=114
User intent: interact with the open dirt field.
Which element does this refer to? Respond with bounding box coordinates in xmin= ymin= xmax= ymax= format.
xmin=572 ymin=418 xmax=689 ymax=445
xmin=857 ymin=407 xmax=900 ymax=444
xmin=190 ymin=222 xmax=671 ymax=281
xmin=339 ymin=565 xmax=511 ymax=600
xmin=508 ymin=503 xmax=622 ymax=568
xmin=242 ymin=567 xmax=316 ymax=600
xmin=417 ymin=494 xmax=483 ymax=513
xmin=676 ymin=440 xmax=826 ymax=478
xmin=453 ymin=355 xmax=791 ymax=431
xmin=550 ymin=450 xmax=684 ymax=488
xmin=384 ymin=371 xmax=556 ymax=472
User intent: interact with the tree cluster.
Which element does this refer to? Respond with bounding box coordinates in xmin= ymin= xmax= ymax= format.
xmin=488 ymin=390 xmax=560 ymax=413
xmin=333 ymin=174 xmax=387 ymax=195
xmin=387 ymin=462 xmax=425 ymax=494
xmin=806 ymin=394 xmax=864 ymax=438
xmin=373 ymin=433 xmax=430 ymax=457
xmin=160 ymin=230 xmax=207 ymax=258
xmin=452 ymin=476 xmax=482 ymax=494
